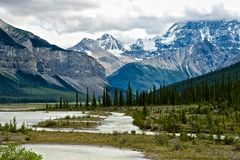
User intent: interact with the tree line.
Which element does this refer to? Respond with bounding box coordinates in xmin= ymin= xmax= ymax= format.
xmin=48 ymin=71 xmax=240 ymax=110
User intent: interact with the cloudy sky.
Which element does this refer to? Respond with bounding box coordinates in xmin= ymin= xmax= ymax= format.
xmin=0 ymin=0 xmax=239 ymax=48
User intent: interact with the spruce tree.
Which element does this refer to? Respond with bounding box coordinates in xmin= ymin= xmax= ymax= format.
xmin=59 ymin=97 xmax=63 ymax=109
xmin=119 ymin=89 xmax=124 ymax=107
xmin=153 ymin=84 xmax=157 ymax=105
xmin=102 ymin=87 xmax=106 ymax=107
xmin=98 ymin=96 xmax=101 ymax=107
xmin=127 ymin=82 xmax=133 ymax=106
xmin=75 ymin=91 xmax=79 ymax=107
xmin=91 ymin=92 xmax=97 ymax=108
xmin=136 ymin=90 xmax=139 ymax=106
xmin=113 ymin=88 xmax=119 ymax=106
xmin=85 ymin=87 xmax=89 ymax=107
xmin=106 ymin=87 xmax=112 ymax=106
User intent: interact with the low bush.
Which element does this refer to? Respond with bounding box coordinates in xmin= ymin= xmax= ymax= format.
xmin=155 ymin=132 xmax=169 ymax=145
xmin=223 ymin=135 xmax=235 ymax=145
xmin=0 ymin=143 xmax=42 ymax=160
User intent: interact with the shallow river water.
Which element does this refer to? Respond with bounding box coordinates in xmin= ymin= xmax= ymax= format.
xmin=24 ymin=144 xmax=149 ymax=160
xmin=0 ymin=111 xmax=144 ymax=134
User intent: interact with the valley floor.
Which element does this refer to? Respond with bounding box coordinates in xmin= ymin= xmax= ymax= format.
xmin=1 ymin=131 xmax=239 ymax=160
xmin=0 ymin=103 xmax=239 ymax=160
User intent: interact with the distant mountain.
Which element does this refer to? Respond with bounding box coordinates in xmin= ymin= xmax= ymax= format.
xmin=96 ymin=34 xmax=125 ymax=55
xmin=107 ymin=63 xmax=188 ymax=90
xmin=0 ymin=19 xmax=106 ymax=102
xmin=69 ymin=34 xmax=135 ymax=75
xmin=108 ymin=20 xmax=240 ymax=91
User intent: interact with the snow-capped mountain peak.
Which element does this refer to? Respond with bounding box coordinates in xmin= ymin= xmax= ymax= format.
xmin=154 ymin=20 xmax=240 ymax=50
xmin=130 ymin=39 xmax=144 ymax=51
xmin=96 ymin=34 xmax=125 ymax=55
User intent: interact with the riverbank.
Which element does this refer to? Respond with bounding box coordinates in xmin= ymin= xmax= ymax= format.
xmin=25 ymin=131 xmax=240 ymax=160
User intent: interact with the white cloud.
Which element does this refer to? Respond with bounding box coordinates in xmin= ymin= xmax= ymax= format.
xmin=0 ymin=0 xmax=240 ymax=48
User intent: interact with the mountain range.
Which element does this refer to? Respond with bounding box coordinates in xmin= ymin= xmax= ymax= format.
xmin=0 ymin=19 xmax=106 ymax=102
xmin=70 ymin=20 xmax=240 ymax=91
xmin=1 ymin=19 xmax=240 ymax=102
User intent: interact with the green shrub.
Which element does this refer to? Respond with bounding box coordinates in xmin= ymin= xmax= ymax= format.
xmin=131 ymin=130 xmax=136 ymax=135
xmin=37 ymin=120 xmax=57 ymax=127
xmin=65 ymin=115 xmax=71 ymax=119
xmin=0 ymin=143 xmax=42 ymax=160
xmin=155 ymin=132 xmax=169 ymax=145
xmin=223 ymin=135 xmax=235 ymax=145
xmin=180 ymin=132 xmax=191 ymax=142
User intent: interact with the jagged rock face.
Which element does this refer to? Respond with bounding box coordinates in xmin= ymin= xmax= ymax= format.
xmin=96 ymin=34 xmax=125 ymax=53
xmin=0 ymin=19 xmax=106 ymax=95
xmin=0 ymin=45 xmax=36 ymax=72
xmin=130 ymin=39 xmax=144 ymax=51
xmin=69 ymin=35 xmax=135 ymax=75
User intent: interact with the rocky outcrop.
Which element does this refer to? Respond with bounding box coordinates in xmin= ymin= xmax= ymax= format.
xmin=0 ymin=19 xmax=106 ymax=96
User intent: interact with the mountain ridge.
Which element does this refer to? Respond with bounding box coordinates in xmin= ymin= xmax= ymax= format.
xmin=107 ymin=20 xmax=240 ymax=90
xmin=0 ymin=19 xmax=106 ymax=102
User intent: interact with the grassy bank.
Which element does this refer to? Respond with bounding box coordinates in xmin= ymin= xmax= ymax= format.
xmin=27 ymin=131 xmax=240 ymax=160
xmin=126 ymin=104 xmax=240 ymax=136
xmin=1 ymin=130 xmax=239 ymax=159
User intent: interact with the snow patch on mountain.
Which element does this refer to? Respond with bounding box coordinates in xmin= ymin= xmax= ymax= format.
xmin=96 ymin=34 xmax=125 ymax=56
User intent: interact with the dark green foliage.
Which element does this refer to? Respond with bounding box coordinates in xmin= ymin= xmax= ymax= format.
xmin=142 ymin=106 xmax=148 ymax=119
xmin=75 ymin=92 xmax=79 ymax=107
xmin=113 ymin=88 xmax=119 ymax=106
xmin=59 ymin=97 xmax=63 ymax=109
xmin=155 ymin=132 xmax=169 ymax=145
xmin=119 ymin=90 xmax=124 ymax=107
xmin=91 ymin=93 xmax=97 ymax=108
xmin=0 ymin=118 xmax=28 ymax=134
xmin=0 ymin=71 xmax=77 ymax=103
xmin=223 ymin=135 xmax=235 ymax=145
xmin=0 ymin=143 xmax=42 ymax=160
xmin=85 ymin=87 xmax=89 ymax=107
xmin=102 ymin=87 xmax=112 ymax=107
xmin=126 ymin=82 xmax=133 ymax=106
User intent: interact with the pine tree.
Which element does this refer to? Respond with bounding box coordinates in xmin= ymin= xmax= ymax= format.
xmin=143 ymin=105 xmax=147 ymax=119
xmin=85 ymin=87 xmax=89 ymax=107
xmin=75 ymin=91 xmax=79 ymax=107
xmin=105 ymin=87 xmax=112 ymax=106
xmin=135 ymin=90 xmax=139 ymax=106
xmin=113 ymin=88 xmax=119 ymax=106
xmin=119 ymin=89 xmax=124 ymax=107
xmin=153 ymin=84 xmax=157 ymax=105
xmin=98 ymin=96 xmax=101 ymax=107
xmin=91 ymin=92 xmax=97 ymax=108
xmin=127 ymin=82 xmax=133 ymax=106
xmin=102 ymin=87 xmax=106 ymax=107
xmin=59 ymin=97 xmax=63 ymax=109
xmin=13 ymin=117 xmax=17 ymax=133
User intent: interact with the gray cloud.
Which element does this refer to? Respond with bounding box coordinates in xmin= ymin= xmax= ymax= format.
xmin=182 ymin=3 xmax=236 ymax=21
xmin=0 ymin=0 xmax=238 ymax=36
xmin=0 ymin=0 xmax=99 ymax=16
